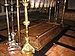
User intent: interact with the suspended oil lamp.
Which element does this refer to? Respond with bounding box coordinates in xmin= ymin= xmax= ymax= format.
xmin=21 ymin=0 xmax=35 ymax=55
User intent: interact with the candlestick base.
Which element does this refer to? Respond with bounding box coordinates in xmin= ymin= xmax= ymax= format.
xmin=21 ymin=38 xmax=35 ymax=54
xmin=8 ymin=40 xmax=21 ymax=55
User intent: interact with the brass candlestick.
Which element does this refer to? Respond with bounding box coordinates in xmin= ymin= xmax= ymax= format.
xmin=5 ymin=0 xmax=11 ymax=43
xmin=17 ymin=0 xmax=20 ymax=42
xmin=54 ymin=4 xmax=60 ymax=25
xmin=11 ymin=0 xmax=15 ymax=42
xmin=48 ymin=0 xmax=52 ymax=23
xmin=48 ymin=6 xmax=51 ymax=23
xmin=21 ymin=0 xmax=35 ymax=55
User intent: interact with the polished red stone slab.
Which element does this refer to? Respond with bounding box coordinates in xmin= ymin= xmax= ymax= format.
xmin=65 ymin=30 xmax=75 ymax=37
xmin=58 ymin=36 xmax=75 ymax=47
xmin=45 ymin=44 xmax=75 ymax=56
xmin=21 ymin=22 xmax=61 ymax=51
xmin=0 ymin=42 xmax=9 ymax=56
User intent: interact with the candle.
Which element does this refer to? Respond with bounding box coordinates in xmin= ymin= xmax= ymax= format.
xmin=35 ymin=0 xmax=40 ymax=8
xmin=30 ymin=0 xmax=35 ymax=8
xmin=40 ymin=0 xmax=44 ymax=8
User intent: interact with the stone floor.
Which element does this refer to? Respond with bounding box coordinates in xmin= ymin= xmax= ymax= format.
xmin=45 ymin=44 xmax=75 ymax=56
xmin=45 ymin=27 xmax=75 ymax=56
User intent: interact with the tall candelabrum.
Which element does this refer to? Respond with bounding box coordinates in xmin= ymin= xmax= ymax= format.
xmin=5 ymin=0 xmax=21 ymax=55
xmin=54 ymin=0 xmax=60 ymax=25
xmin=49 ymin=0 xmax=63 ymax=25
xmin=48 ymin=0 xmax=51 ymax=23
xmin=21 ymin=0 xmax=35 ymax=55
xmin=5 ymin=0 xmax=11 ymax=43
xmin=11 ymin=0 xmax=15 ymax=42
xmin=61 ymin=0 xmax=66 ymax=26
xmin=17 ymin=0 xmax=20 ymax=43
xmin=48 ymin=0 xmax=58 ymax=24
